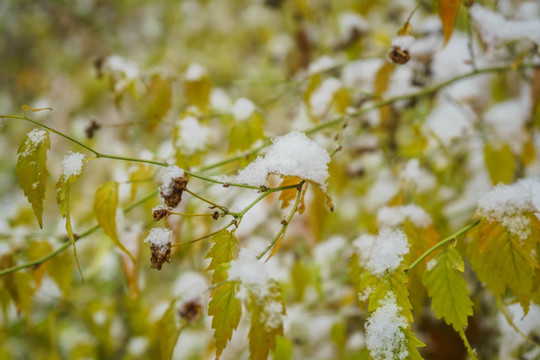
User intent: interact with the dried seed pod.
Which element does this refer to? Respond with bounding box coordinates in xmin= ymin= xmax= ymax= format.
xmin=388 ymin=47 xmax=411 ymax=64
xmin=160 ymin=169 xmax=189 ymax=208
xmin=153 ymin=205 xmax=171 ymax=221
xmin=178 ymin=299 xmax=203 ymax=323
xmin=149 ymin=242 xmax=172 ymax=270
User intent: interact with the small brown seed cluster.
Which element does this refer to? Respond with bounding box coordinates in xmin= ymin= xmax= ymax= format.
xmin=149 ymin=242 xmax=172 ymax=270
xmin=161 ymin=173 xmax=189 ymax=208
xmin=178 ymin=299 xmax=203 ymax=323
xmin=388 ymin=46 xmax=411 ymax=65
xmin=153 ymin=206 xmax=172 ymax=221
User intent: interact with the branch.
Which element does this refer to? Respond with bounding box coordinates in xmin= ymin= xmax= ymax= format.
xmin=406 ymin=219 xmax=481 ymax=276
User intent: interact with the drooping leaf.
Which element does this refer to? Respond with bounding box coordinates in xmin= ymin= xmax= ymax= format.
xmin=278 ymin=176 xmax=303 ymax=210
xmin=94 ymin=180 xmax=134 ymax=261
xmin=16 ymin=128 xmax=50 ymax=228
xmin=0 ymin=255 xmax=34 ymax=321
xmin=422 ymin=246 xmax=473 ymax=332
xmin=248 ymin=281 xmax=284 ymax=360
xmin=158 ymin=299 xmax=182 ymax=360
xmin=28 ymin=240 xmax=53 ymax=289
xmin=467 ymin=217 xmax=540 ymax=313
xmin=56 ymin=173 xmax=84 ymax=280
xmin=147 ymin=74 xmax=172 ymax=131
xmin=204 ymin=229 xmax=238 ymax=283
xmin=374 ymin=63 xmax=395 ymax=95
xmin=484 ymin=142 xmax=515 ymax=185
xmin=439 ymin=0 xmax=461 ymax=47
xmin=208 ymin=279 xmax=242 ymax=359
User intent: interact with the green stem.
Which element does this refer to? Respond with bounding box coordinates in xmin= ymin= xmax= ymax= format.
xmin=0 ymin=189 xmax=157 ymax=277
xmin=257 ymin=181 xmax=305 ymax=260
xmin=184 ymin=188 xmax=228 ymax=214
xmin=171 ymin=221 xmax=235 ymax=247
xmin=406 ymin=219 xmax=481 ymax=276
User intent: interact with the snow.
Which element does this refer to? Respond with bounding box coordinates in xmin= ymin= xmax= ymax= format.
xmin=391 ymin=35 xmax=415 ymax=51
xmin=498 ymin=304 xmax=540 ymax=360
xmin=347 ymin=331 xmax=365 ymax=350
xmin=61 ymin=152 xmax=85 ymax=178
xmin=104 ymin=55 xmax=139 ymax=80
xmin=228 ymin=248 xmax=270 ymax=299
xmin=159 ymin=165 xmax=185 ymax=197
xmin=210 ymin=88 xmax=231 ymax=111
xmin=184 ymin=63 xmax=207 ymax=81
xmin=263 ymin=300 xmax=284 ymax=331
xmin=173 ymin=271 xmax=208 ymax=301
xmin=233 ymin=131 xmax=331 ymax=191
xmin=484 ymin=87 xmax=531 ymax=154
xmin=377 ymin=205 xmax=432 ymax=228
xmin=232 ymin=97 xmax=256 ymax=121
xmin=175 ymin=116 xmax=210 ymax=155
xmin=26 ymin=128 xmax=47 ymax=147
xmin=424 ymin=101 xmax=473 ymax=145
xmin=353 ymin=233 xmax=376 ymax=265
xmin=341 ymin=59 xmax=384 ymax=90
xmin=339 ymin=12 xmax=369 ymax=39
xmin=308 ymin=56 xmax=336 ymax=75
xmin=470 ymin=4 xmax=540 ymax=54
xmin=365 ymin=292 xmax=408 ymax=360
xmin=365 ymin=229 xmax=410 ymax=277
xmin=476 ymin=178 xmax=540 ymax=240
xmin=309 ymin=77 xmax=342 ymax=118
xmin=143 ymin=227 xmax=172 ymax=247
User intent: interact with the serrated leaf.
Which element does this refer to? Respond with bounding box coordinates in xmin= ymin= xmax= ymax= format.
xmin=422 ymin=246 xmax=473 ymax=332
xmin=484 ymin=142 xmax=515 ymax=185
xmin=205 ymin=229 xmax=238 ymax=284
xmin=248 ymin=281 xmax=284 ymax=360
xmin=28 ymin=240 xmax=53 ymax=289
xmin=229 ymin=112 xmax=264 ymax=152
xmin=439 ymin=0 xmax=460 ymax=47
xmin=56 ymin=174 xmax=84 ymax=280
xmin=16 ymin=128 xmax=50 ymax=228
xmin=147 ymin=75 xmax=172 ymax=131
xmin=94 ymin=180 xmax=134 ymax=262
xmin=467 ymin=217 xmax=540 ymax=313
xmin=369 ymin=270 xmax=413 ymax=322
xmin=209 ymin=280 xmax=242 ymax=359
xmin=158 ymin=299 xmax=182 ymax=360
xmin=404 ymin=329 xmax=426 ymax=360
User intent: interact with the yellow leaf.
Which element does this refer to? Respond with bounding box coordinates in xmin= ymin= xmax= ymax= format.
xmin=94 ymin=180 xmax=135 ymax=262
xmin=278 ymin=176 xmax=303 ymax=209
xmin=28 ymin=240 xmax=53 ymax=289
xmin=266 ymin=232 xmax=285 ymax=261
xmin=374 ymin=63 xmax=396 ymax=95
xmin=521 ymin=137 xmax=536 ymax=166
xmin=184 ymin=77 xmax=211 ymax=112
xmin=229 ymin=112 xmax=265 ymax=152
xmin=147 ymin=75 xmax=172 ymax=131
xmin=204 ymin=229 xmax=238 ymax=283
xmin=439 ymin=0 xmax=461 ymax=47
xmin=158 ymin=299 xmax=182 ymax=360
xmin=209 ymin=279 xmax=242 ymax=359
xmin=16 ymin=128 xmax=50 ymax=228
xmin=484 ymin=142 xmax=515 ymax=185
xmin=46 ymin=248 xmax=73 ymax=298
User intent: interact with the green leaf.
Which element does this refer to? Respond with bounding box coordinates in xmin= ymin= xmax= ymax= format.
xmin=16 ymin=128 xmax=50 ymax=228
xmin=404 ymin=329 xmax=426 ymax=360
xmin=484 ymin=142 xmax=515 ymax=185
xmin=467 ymin=217 xmax=539 ymax=313
xmin=204 ymin=229 xmax=238 ymax=283
xmin=158 ymin=299 xmax=182 ymax=360
xmin=291 ymin=259 xmax=310 ymax=301
xmin=184 ymin=76 xmax=211 ymax=112
xmin=272 ymin=336 xmax=293 ymax=360
xmin=94 ymin=180 xmax=134 ymax=261
xmin=208 ymin=280 xmax=242 ymax=359
xmin=422 ymin=246 xmax=473 ymax=332
xmin=369 ymin=270 xmax=413 ymax=323
xmin=248 ymin=281 xmax=284 ymax=360
xmin=56 ymin=174 xmax=84 ymax=280
xmin=14 ymin=272 xmax=35 ymax=322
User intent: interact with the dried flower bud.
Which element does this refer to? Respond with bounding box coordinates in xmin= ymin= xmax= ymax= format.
xmin=85 ymin=120 xmax=101 ymax=139
xmin=160 ymin=166 xmax=189 ymax=208
xmin=144 ymin=228 xmax=173 ymax=270
xmin=153 ymin=205 xmax=171 ymax=221
xmin=388 ymin=35 xmax=414 ymax=65
xmin=212 ymin=211 xmax=220 ymax=220
xmin=178 ymin=299 xmax=203 ymax=323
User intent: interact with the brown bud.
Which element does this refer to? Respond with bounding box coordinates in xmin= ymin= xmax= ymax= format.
xmin=149 ymin=242 xmax=172 ymax=270
xmin=178 ymin=299 xmax=203 ymax=323
xmin=85 ymin=120 xmax=101 ymax=139
xmin=388 ymin=47 xmax=411 ymax=65
xmin=212 ymin=211 xmax=220 ymax=220
xmin=153 ymin=207 xmax=171 ymax=221
xmin=161 ymin=173 xmax=189 ymax=208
